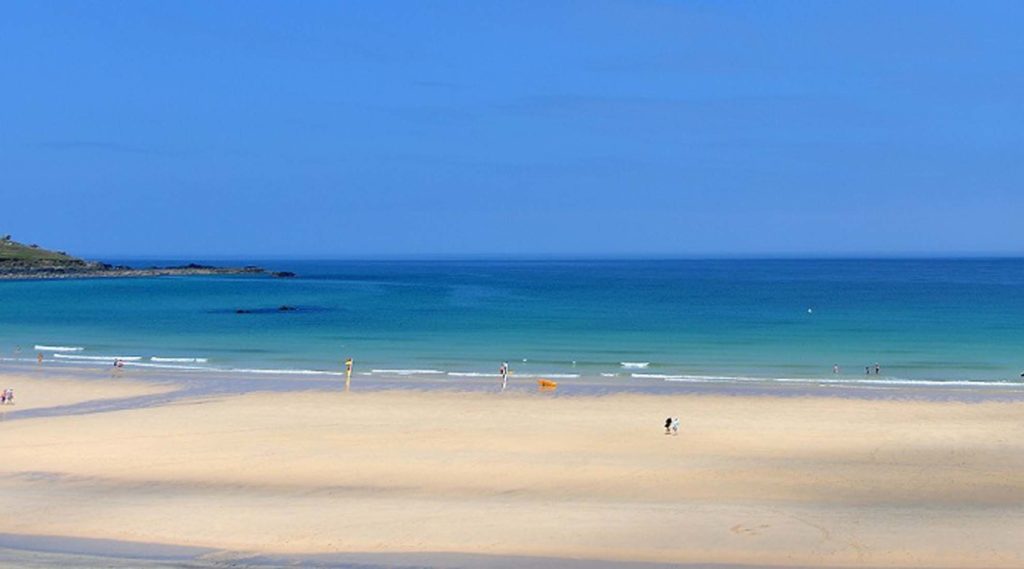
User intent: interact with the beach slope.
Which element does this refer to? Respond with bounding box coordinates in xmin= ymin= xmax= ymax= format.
xmin=0 ymin=380 xmax=1021 ymax=567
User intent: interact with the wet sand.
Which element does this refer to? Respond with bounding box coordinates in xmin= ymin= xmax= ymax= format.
xmin=0 ymin=374 xmax=1022 ymax=567
xmin=0 ymin=373 xmax=177 ymax=413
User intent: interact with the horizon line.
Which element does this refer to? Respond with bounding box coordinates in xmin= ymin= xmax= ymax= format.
xmin=85 ymin=252 xmax=1024 ymax=262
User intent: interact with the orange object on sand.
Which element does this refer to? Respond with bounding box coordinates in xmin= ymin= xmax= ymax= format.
xmin=537 ymin=379 xmax=558 ymax=389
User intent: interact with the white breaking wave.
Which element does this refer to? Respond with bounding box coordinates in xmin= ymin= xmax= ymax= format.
xmin=653 ymin=373 xmax=1023 ymax=388
xmin=621 ymin=362 xmax=650 ymax=369
xmin=810 ymin=377 xmax=1023 ymax=388
xmin=515 ymin=373 xmax=581 ymax=379
xmin=22 ymin=351 xmax=1021 ymax=388
xmin=631 ymin=373 xmax=686 ymax=380
xmin=448 ymin=371 xmax=580 ymax=379
xmin=123 ymin=361 xmax=213 ymax=371
xmin=225 ymin=367 xmax=345 ymax=376
xmin=448 ymin=372 xmax=496 ymax=377
xmin=370 ymin=369 xmax=445 ymax=376
xmin=53 ymin=354 xmax=142 ymax=361
xmin=34 ymin=345 xmax=84 ymax=352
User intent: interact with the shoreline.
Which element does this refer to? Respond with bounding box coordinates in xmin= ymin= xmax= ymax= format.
xmin=3 ymin=360 xmax=1024 ymax=406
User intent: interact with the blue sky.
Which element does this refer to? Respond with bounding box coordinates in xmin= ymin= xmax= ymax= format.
xmin=1 ymin=1 xmax=1021 ymax=257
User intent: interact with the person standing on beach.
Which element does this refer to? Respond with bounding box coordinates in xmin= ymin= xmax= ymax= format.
xmin=499 ymin=361 xmax=509 ymax=391
xmin=345 ymin=358 xmax=353 ymax=391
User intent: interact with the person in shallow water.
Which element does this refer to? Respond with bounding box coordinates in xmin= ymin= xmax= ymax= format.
xmin=497 ymin=360 xmax=509 ymax=390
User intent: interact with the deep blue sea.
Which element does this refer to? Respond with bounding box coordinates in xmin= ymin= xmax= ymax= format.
xmin=2 ymin=259 xmax=1023 ymax=387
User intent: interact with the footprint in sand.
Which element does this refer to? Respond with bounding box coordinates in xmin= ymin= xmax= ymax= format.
xmin=730 ymin=523 xmax=771 ymax=536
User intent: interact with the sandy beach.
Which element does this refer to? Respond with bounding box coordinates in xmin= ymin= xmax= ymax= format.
xmin=0 ymin=373 xmax=1022 ymax=568
xmin=0 ymin=373 xmax=177 ymax=413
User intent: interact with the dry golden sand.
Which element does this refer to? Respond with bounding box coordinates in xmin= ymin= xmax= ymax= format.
xmin=0 ymin=376 xmax=1022 ymax=567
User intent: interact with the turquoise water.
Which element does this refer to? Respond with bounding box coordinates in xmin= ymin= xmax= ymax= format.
xmin=1 ymin=259 xmax=1023 ymax=386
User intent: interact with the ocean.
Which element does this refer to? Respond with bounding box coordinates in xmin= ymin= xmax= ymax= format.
xmin=2 ymin=259 xmax=1023 ymax=388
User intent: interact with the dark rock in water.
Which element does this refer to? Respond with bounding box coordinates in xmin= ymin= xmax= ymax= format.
xmin=235 ymin=309 xmax=252 ymax=314
xmin=272 ymin=271 xmax=296 ymax=278
xmin=278 ymin=305 xmax=297 ymax=312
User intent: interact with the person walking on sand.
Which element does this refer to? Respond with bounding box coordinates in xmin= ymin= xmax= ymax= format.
xmin=664 ymin=417 xmax=672 ymax=435
xmin=499 ymin=361 xmax=509 ymax=391
xmin=344 ymin=358 xmax=353 ymax=391
xmin=671 ymin=417 xmax=680 ymax=436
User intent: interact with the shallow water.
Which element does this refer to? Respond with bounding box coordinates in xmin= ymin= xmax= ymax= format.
xmin=2 ymin=259 xmax=1023 ymax=388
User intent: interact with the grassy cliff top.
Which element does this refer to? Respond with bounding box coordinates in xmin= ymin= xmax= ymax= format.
xmin=0 ymin=236 xmax=270 ymax=279
xmin=0 ymin=236 xmax=86 ymax=264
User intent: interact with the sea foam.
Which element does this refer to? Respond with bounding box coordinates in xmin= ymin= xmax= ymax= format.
xmin=34 ymin=345 xmax=84 ymax=352
xmin=53 ymin=354 xmax=142 ymax=361
xmin=447 ymin=372 xmax=496 ymax=378
xmin=370 ymin=369 xmax=445 ymax=375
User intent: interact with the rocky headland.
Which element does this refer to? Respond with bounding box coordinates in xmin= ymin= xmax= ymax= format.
xmin=0 ymin=236 xmax=285 ymax=280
